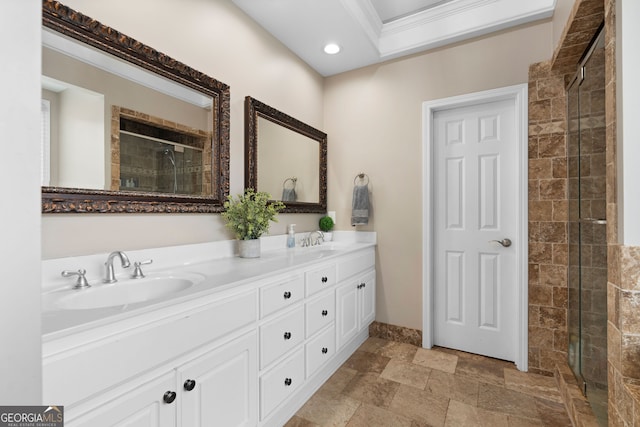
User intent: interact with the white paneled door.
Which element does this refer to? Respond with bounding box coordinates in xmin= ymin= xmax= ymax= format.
xmin=432 ymin=98 xmax=517 ymax=361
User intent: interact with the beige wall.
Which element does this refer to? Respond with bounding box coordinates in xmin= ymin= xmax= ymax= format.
xmin=324 ymin=22 xmax=554 ymax=330
xmin=43 ymin=0 xmax=325 ymax=258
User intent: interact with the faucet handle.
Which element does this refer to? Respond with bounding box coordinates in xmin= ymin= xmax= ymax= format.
xmin=131 ymin=259 xmax=153 ymax=279
xmin=61 ymin=269 xmax=91 ymax=289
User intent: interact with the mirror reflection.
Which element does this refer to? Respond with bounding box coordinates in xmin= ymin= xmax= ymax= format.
xmin=245 ymin=96 xmax=327 ymax=214
xmin=42 ymin=29 xmax=213 ymax=196
xmin=41 ymin=0 xmax=230 ymax=213
xmin=257 ymin=117 xmax=319 ymax=203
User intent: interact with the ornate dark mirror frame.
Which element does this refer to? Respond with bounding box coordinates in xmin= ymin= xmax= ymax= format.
xmin=41 ymin=0 xmax=230 ymax=213
xmin=245 ymin=96 xmax=327 ymax=214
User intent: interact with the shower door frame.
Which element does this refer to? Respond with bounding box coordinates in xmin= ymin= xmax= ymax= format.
xmin=566 ymin=25 xmax=607 ymax=405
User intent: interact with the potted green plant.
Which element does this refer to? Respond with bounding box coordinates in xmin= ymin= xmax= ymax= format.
xmin=222 ymin=189 xmax=285 ymax=258
xmin=319 ymin=215 xmax=335 ymax=241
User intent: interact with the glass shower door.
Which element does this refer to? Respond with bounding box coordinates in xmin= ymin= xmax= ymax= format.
xmin=567 ymin=29 xmax=607 ymax=426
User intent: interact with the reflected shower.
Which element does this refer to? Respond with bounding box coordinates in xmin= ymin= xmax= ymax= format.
xmin=163 ymin=148 xmax=178 ymax=193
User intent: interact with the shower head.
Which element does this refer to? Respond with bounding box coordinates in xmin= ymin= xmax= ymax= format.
xmin=163 ymin=148 xmax=176 ymax=166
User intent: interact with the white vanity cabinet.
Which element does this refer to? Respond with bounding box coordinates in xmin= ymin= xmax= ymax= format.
xmin=65 ymin=331 xmax=257 ymax=427
xmin=257 ymin=262 xmax=340 ymax=424
xmin=177 ymin=331 xmax=257 ymax=426
xmin=64 ymin=371 xmax=177 ymax=427
xmin=43 ymin=240 xmax=376 ymax=427
xmin=336 ymin=251 xmax=376 ymax=349
xmin=44 ymin=289 xmax=258 ymax=426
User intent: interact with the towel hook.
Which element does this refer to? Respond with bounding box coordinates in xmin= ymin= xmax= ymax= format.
xmin=353 ymin=173 xmax=369 ymax=186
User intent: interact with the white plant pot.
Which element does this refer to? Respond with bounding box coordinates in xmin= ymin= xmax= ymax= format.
xmin=323 ymin=232 xmax=333 ymax=242
xmin=238 ymin=239 xmax=260 ymax=258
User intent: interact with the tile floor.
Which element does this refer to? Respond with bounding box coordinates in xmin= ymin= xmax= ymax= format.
xmin=285 ymin=337 xmax=572 ymax=426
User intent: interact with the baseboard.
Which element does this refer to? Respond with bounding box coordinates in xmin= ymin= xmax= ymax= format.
xmin=369 ymin=321 xmax=422 ymax=347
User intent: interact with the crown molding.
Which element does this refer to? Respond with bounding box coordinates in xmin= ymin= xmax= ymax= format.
xmin=375 ymin=0 xmax=556 ymax=58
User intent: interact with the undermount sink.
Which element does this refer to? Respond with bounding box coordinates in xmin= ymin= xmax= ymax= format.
xmin=288 ymin=243 xmax=347 ymax=261
xmin=47 ymin=274 xmax=203 ymax=310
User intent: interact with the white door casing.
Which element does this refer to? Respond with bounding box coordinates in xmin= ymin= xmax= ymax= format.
xmin=422 ymin=84 xmax=528 ymax=371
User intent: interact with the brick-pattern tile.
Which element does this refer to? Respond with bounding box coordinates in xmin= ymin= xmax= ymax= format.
xmin=290 ymin=338 xmax=573 ymax=427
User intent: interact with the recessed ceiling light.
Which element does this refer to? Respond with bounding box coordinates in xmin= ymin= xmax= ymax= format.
xmin=323 ymin=43 xmax=341 ymax=55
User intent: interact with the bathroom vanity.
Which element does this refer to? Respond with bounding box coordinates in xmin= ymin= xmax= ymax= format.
xmin=41 ymin=233 xmax=376 ymax=426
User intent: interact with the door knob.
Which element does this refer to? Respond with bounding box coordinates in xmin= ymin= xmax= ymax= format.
xmin=489 ymin=238 xmax=512 ymax=247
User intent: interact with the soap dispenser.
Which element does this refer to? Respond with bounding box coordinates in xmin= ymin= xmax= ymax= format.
xmin=287 ymin=224 xmax=296 ymax=248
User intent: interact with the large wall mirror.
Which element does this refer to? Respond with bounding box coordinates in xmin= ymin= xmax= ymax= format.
xmin=245 ymin=97 xmax=327 ymax=214
xmin=41 ymin=0 xmax=230 ymax=213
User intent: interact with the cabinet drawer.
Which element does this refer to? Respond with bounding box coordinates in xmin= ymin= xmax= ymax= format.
xmin=260 ymin=275 xmax=304 ymax=318
xmin=260 ymin=347 xmax=305 ymax=421
xmin=306 ymin=325 xmax=335 ymax=379
xmin=305 ymin=290 xmax=335 ymax=338
xmin=305 ymin=264 xmax=336 ymax=297
xmin=337 ymin=248 xmax=375 ymax=281
xmin=260 ymin=306 xmax=304 ymax=369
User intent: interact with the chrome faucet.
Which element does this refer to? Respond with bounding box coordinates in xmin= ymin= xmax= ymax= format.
xmin=302 ymin=230 xmax=324 ymax=247
xmin=104 ymin=251 xmax=131 ymax=283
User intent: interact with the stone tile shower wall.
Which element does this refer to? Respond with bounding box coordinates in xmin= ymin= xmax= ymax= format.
xmin=529 ymin=0 xmax=640 ymax=423
xmin=528 ymin=61 xmax=571 ymax=376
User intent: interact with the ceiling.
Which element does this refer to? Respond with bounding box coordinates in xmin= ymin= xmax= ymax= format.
xmin=231 ymin=0 xmax=557 ymax=76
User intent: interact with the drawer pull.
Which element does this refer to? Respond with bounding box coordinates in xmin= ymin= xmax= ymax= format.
xmin=284 ymin=378 xmax=292 ymax=386
xmin=358 ymin=283 xmax=366 ymax=289
xmin=183 ymin=379 xmax=196 ymax=391
xmin=163 ymin=391 xmax=177 ymax=404
xmin=283 ymin=291 xmax=292 ymax=299
xmin=322 ymin=309 xmax=328 ymax=316
xmin=321 ymin=276 xmax=328 ymax=283
xmin=322 ymin=347 xmax=328 ymax=354
xmin=284 ymin=331 xmax=292 ymax=340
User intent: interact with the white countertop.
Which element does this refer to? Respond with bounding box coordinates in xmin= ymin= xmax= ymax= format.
xmin=42 ymin=231 xmax=376 ymax=342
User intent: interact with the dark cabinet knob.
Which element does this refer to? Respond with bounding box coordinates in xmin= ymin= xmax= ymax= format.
xmin=284 ymin=331 xmax=292 ymax=340
xmin=322 ymin=347 xmax=328 ymax=354
xmin=321 ymin=276 xmax=328 ymax=283
xmin=283 ymin=291 xmax=292 ymax=299
xmin=284 ymin=378 xmax=292 ymax=386
xmin=183 ymin=379 xmax=196 ymax=391
xmin=163 ymin=391 xmax=177 ymax=404
xmin=322 ymin=310 xmax=328 ymax=316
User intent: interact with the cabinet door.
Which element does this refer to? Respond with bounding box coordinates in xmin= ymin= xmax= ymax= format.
xmin=178 ymin=331 xmax=257 ymax=427
xmin=66 ymin=372 xmax=176 ymax=427
xmin=336 ymin=281 xmax=359 ymax=349
xmin=359 ymin=270 xmax=376 ymax=329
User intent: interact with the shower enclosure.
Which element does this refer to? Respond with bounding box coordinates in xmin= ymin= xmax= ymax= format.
xmin=567 ymin=28 xmax=607 ymax=425
xmin=119 ymin=132 xmax=204 ymax=195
